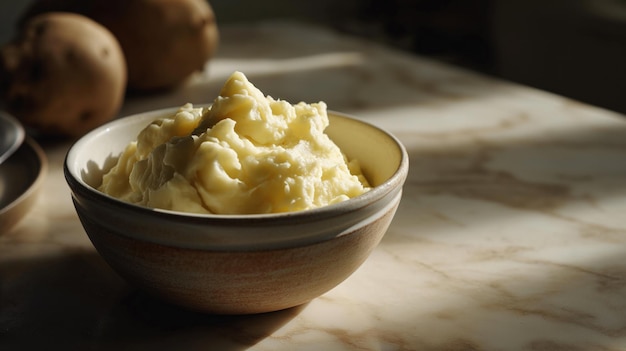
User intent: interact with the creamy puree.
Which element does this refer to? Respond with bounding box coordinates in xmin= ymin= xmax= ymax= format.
xmin=98 ymin=71 xmax=369 ymax=214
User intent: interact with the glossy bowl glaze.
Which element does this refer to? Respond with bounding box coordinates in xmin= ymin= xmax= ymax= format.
xmin=64 ymin=107 xmax=408 ymax=314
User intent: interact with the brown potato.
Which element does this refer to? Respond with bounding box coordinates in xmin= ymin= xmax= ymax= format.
xmin=21 ymin=0 xmax=219 ymax=92
xmin=0 ymin=12 xmax=127 ymax=137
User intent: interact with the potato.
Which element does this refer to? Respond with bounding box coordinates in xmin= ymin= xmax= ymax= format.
xmin=21 ymin=0 xmax=219 ymax=92
xmin=0 ymin=12 xmax=127 ymax=137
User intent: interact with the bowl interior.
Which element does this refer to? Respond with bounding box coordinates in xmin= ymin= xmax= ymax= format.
xmin=325 ymin=113 xmax=402 ymax=188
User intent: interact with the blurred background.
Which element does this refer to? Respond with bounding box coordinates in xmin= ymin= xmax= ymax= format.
xmin=2 ymin=0 xmax=625 ymax=114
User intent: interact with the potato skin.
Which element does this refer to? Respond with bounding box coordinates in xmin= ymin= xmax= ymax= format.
xmin=0 ymin=12 xmax=127 ymax=137
xmin=21 ymin=0 xmax=219 ymax=92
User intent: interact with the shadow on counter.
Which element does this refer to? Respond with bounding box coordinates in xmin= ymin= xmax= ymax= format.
xmin=0 ymin=250 xmax=305 ymax=350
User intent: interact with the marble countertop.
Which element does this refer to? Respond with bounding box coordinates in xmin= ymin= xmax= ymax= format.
xmin=3 ymin=22 xmax=626 ymax=350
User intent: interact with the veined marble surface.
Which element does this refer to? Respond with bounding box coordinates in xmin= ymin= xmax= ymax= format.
xmin=3 ymin=22 xmax=626 ymax=350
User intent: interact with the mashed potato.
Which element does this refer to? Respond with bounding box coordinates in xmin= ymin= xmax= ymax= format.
xmin=98 ymin=71 xmax=370 ymax=214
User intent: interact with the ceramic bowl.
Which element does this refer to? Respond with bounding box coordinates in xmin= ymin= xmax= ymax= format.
xmin=64 ymin=107 xmax=408 ymax=314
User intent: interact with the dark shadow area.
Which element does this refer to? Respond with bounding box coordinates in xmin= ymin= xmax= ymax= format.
xmin=0 ymin=250 xmax=306 ymax=350
xmin=339 ymin=0 xmax=494 ymax=74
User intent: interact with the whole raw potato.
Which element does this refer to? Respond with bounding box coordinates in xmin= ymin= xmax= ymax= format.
xmin=0 ymin=12 xmax=127 ymax=137
xmin=21 ymin=0 xmax=220 ymax=92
